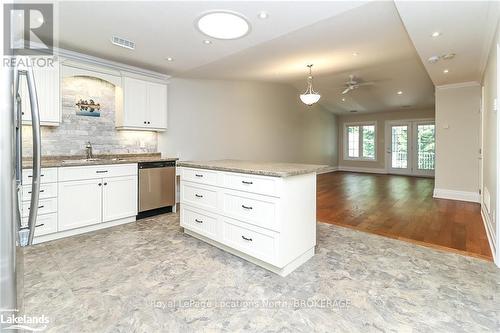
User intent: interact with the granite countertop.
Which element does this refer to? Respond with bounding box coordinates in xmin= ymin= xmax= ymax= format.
xmin=22 ymin=153 xmax=177 ymax=169
xmin=177 ymin=159 xmax=329 ymax=177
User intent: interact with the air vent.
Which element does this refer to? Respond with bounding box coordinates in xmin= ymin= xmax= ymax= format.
xmin=111 ymin=36 xmax=135 ymax=50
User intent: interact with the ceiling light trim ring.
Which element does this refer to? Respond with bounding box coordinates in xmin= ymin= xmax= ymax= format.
xmin=195 ymin=10 xmax=251 ymax=40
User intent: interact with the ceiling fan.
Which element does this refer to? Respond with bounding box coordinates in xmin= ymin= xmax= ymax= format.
xmin=341 ymin=75 xmax=375 ymax=95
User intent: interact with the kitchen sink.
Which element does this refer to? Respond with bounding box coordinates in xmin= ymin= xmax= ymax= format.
xmin=61 ymin=158 xmax=125 ymax=164
xmin=61 ymin=158 xmax=102 ymax=164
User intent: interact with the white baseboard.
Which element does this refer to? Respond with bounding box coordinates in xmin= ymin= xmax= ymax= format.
xmin=33 ymin=216 xmax=136 ymax=244
xmin=481 ymin=207 xmax=498 ymax=267
xmin=317 ymin=166 xmax=339 ymax=174
xmin=337 ymin=166 xmax=387 ymax=174
xmin=433 ymin=188 xmax=480 ymax=203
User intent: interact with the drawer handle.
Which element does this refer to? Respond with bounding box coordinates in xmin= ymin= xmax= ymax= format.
xmin=28 ymin=205 xmax=44 ymax=210
xmin=96 ymin=170 xmax=108 ymax=174
xmin=241 ymin=235 xmax=253 ymax=242
xmin=241 ymin=181 xmax=253 ymax=185
xmin=35 ymin=223 xmax=45 ymax=228
xmin=195 ymin=174 xmax=204 ymax=178
xmin=27 ymin=189 xmax=44 ymax=194
xmin=195 ymin=219 xmax=203 ymax=224
xmin=241 ymin=204 xmax=253 ymax=210
xmin=195 ymin=194 xmax=203 ymax=198
xmin=28 ymin=174 xmax=44 ymax=178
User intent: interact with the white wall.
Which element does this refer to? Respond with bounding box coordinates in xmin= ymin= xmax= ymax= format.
xmin=159 ymin=78 xmax=338 ymax=166
xmin=434 ymin=84 xmax=481 ymax=201
xmin=481 ymin=20 xmax=499 ymax=264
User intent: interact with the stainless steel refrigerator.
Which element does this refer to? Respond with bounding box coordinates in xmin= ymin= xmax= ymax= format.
xmin=0 ymin=61 xmax=42 ymax=327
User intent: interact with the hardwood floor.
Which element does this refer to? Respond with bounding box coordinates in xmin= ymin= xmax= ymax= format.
xmin=317 ymin=172 xmax=492 ymax=260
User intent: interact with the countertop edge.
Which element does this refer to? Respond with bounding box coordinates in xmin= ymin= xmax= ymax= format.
xmin=177 ymin=162 xmax=329 ymax=178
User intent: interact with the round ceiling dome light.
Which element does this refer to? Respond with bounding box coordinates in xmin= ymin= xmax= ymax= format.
xmin=196 ymin=11 xmax=250 ymax=40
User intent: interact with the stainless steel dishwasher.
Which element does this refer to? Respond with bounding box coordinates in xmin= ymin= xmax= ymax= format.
xmin=138 ymin=160 xmax=176 ymax=218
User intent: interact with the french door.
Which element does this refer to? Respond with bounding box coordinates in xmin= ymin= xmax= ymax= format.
xmin=386 ymin=120 xmax=435 ymax=177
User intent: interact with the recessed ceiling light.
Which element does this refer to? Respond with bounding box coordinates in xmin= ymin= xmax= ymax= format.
xmin=352 ymin=52 xmax=359 ymax=57
xmin=197 ymin=11 xmax=250 ymax=40
xmin=166 ymin=57 xmax=174 ymax=62
xmin=341 ymin=98 xmax=346 ymax=102
xmin=397 ymin=91 xmax=403 ymax=95
xmin=443 ymin=69 xmax=449 ymax=74
xmin=431 ymin=31 xmax=441 ymax=37
xmin=258 ymin=11 xmax=269 ymax=19
xmin=203 ymin=39 xmax=212 ymax=45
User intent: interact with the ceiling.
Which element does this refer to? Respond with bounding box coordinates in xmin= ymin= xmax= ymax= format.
xmin=51 ymin=1 xmax=498 ymax=114
xmin=54 ymin=1 xmax=369 ymax=74
xmin=395 ymin=1 xmax=500 ymax=86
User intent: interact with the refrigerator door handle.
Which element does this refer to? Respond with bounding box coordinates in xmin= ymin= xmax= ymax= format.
xmin=20 ymin=67 xmax=41 ymax=246
xmin=14 ymin=72 xmax=23 ymax=234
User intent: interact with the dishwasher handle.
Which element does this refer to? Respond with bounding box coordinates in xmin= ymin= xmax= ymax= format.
xmin=138 ymin=161 xmax=176 ymax=169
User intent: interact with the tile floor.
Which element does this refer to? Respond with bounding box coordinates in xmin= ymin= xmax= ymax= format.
xmin=22 ymin=213 xmax=499 ymax=332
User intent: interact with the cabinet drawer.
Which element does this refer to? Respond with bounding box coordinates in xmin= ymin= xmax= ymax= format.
xmin=221 ymin=217 xmax=278 ymax=264
xmin=223 ymin=172 xmax=280 ymax=197
xmin=22 ymin=213 xmax=57 ymax=237
xmin=22 ymin=168 xmax=57 ymax=184
xmin=58 ymin=164 xmax=137 ymax=181
xmin=22 ymin=197 xmax=57 ymax=218
xmin=180 ymin=205 xmax=218 ymax=240
xmin=222 ymin=192 xmax=279 ymax=231
xmin=22 ymin=183 xmax=57 ymax=201
xmin=181 ymin=182 xmax=218 ymax=210
xmin=181 ymin=168 xmax=218 ymax=186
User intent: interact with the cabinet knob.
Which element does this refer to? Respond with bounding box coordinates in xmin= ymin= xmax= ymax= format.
xmin=104 ymin=182 xmax=108 ymax=186
xmin=147 ymin=121 xmax=151 ymax=124
xmin=144 ymin=121 xmax=147 ymax=124
xmin=98 ymin=183 xmax=102 ymax=186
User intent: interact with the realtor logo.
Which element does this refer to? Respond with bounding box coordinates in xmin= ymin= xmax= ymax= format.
xmin=3 ymin=3 xmax=53 ymax=55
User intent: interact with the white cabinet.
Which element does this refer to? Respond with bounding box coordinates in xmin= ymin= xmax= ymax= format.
xmin=147 ymin=81 xmax=167 ymax=129
xmin=58 ymin=164 xmax=138 ymax=231
xmin=179 ymin=167 xmax=316 ymax=277
xmin=58 ymin=179 xmax=103 ymax=231
xmin=20 ymin=61 xmax=60 ymax=126
xmin=102 ymin=176 xmax=138 ymax=222
xmin=117 ymin=76 xmax=167 ymax=131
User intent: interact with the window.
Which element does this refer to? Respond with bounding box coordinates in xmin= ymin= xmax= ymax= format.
xmin=345 ymin=123 xmax=376 ymax=160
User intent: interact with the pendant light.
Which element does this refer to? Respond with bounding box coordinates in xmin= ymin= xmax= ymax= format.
xmin=300 ymin=64 xmax=321 ymax=106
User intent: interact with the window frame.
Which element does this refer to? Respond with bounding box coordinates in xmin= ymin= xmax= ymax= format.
xmin=343 ymin=122 xmax=378 ymax=161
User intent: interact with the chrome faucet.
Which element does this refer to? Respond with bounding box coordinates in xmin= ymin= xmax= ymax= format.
xmin=85 ymin=141 xmax=94 ymax=160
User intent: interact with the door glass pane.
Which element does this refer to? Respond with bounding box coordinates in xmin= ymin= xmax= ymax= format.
xmin=417 ymin=124 xmax=435 ymax=170
xmin=347 ymin=126 xmax=359 ymax=158
xmin=391 ymin=125 xmax=408 ymax=169
xmin=362 ymin=125 xmax=375 ymax=159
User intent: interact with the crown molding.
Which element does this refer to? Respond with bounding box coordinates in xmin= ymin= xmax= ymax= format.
xmin=435 ymin=81 xmax=480 ymax=90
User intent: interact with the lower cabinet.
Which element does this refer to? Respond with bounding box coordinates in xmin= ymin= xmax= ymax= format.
xmin=102 ymin=176 xmax=138 ymax=222
xmin=57 ymin=164 xmax=138 ymax=233
xmin=58 ymin=179 xmax=103 ymax=231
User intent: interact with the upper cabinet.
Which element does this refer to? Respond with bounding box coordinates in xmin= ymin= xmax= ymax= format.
xmin=116 ymin=76 xmax=168 ymax=131
xmin=20 ymin=61 xmax=61 ymax=126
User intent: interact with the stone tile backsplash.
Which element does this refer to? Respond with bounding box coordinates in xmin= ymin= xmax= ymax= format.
xmin=22 ymin=76 xmax=157 ymax=157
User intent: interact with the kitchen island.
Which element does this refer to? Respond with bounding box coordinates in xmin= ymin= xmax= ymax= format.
xmin=177 ymin=160 xmax=328 ymax=276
